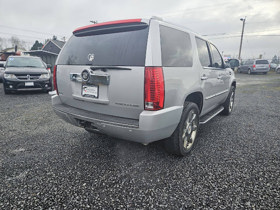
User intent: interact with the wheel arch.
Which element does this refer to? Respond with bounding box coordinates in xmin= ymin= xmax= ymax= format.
xmin=231 ymin=81 xmax=236 ymax=88
xmin=184 ymin=92 xmax=203 ymax=114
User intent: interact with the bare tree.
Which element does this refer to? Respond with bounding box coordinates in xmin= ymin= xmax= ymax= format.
xmin=0 ymin=37 xmax=8 ymax=51
xmin=10 ymin=36 xmax=20 ymax=47
xmin=9 ymin=36 xmax=27 ymax=50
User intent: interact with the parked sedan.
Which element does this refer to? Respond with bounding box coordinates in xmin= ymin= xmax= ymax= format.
xmin=276 ymin=64 xmax=280 ymax=73
xmin=2 ymin=56 xmax=52 ymax=94
xmin=270 ymin=62 xmax=277 ymax=70
xmin=238 ymin=59 xmax=270 ymax=74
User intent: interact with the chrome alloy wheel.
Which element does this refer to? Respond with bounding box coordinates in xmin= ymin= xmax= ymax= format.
xmin=229 ymin=89 xmax=235 ymax=113
xmin=182 ymin=110 xmax=198 ymax=150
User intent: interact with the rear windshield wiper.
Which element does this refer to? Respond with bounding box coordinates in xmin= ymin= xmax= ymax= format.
xmin=90 ymin=66 xmax=131 ymax=72
xmin=6 ymin=65 xmax=20 ymax=67
xmin=24 ymin=66 xmax=39 ymax=68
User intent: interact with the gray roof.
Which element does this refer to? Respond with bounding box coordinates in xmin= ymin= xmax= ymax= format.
xmin=24 ymin=39 xmax=65 ymax=56
xmin=42 ymin=41 xmax=61 ymax=54
xmin=52 ymin=40 xmax=65 ymax=48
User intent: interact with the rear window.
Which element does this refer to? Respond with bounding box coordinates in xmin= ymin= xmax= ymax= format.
xmin=256 ymin=60 xmax=269 ymax=64
xmin=160 ymin=25 xmax=193 ymax=67
xmin=57 ymin=25 xmax=149 ymax=66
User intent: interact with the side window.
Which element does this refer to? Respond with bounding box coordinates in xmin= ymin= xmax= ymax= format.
xmin=160 ymin=25 xmax=193 ymax=67
xmin=209 ymin=44 xmax=223 ymax=68
xmin=195 ymin=37 xmax=211 ymax=67
xmin=246 ymin=60 xmax=253 ymax=65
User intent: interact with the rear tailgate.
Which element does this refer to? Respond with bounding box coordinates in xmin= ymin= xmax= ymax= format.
xmin=255 ymin=60 xmax=269 ymax=71
xmin=56 ymin=20 xmax=149 ymax=120
xmin=56 ymin=66 xmax=145 ymax=119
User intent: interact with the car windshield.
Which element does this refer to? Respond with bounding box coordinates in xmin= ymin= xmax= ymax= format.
xmin=6 ymin=57 xmax=45 ymax=68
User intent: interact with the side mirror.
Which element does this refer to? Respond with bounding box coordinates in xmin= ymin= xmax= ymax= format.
xmin=46 ymin=64 xmax=52 ymax=68
xmin=224 ymin=63 xmax=230 ymax=68
xmin=0 ymin=63 xmax=4 ymax=68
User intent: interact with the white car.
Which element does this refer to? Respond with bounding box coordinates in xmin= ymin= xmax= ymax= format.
xmin=276 ymin=64 xmax=280 ymax=73
xmin=270 ymin=63 xmax=277 ymax=70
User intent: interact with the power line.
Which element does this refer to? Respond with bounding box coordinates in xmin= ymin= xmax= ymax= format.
xmin=203 ymin=28 xmax=280 ymax=39
xmin=209 ymin=34 xmax=280 ymax=40
xmin=0 ymin=31 xmax=51 ymax=41
xmin=0 ymin=24 xmax=66 ymax=37
xmin=160 ymin=2 xmax=233 ymax=17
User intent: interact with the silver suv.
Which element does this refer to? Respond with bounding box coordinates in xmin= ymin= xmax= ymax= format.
xmin=52 ymin=18 xmax=236 ymax=156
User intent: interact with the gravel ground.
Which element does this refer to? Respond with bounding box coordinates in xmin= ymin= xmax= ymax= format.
xmin=0 ymin=73 xmax=280 ymax=209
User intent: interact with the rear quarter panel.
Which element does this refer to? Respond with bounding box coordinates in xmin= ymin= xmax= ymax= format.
xmin=149 ymin=21 xmax=203 ymax=109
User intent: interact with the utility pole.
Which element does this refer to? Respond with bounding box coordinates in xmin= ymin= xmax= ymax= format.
xmin=238 ymin=17 xmax=246 ymax=60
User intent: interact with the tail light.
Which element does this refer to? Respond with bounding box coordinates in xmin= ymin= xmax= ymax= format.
xmin=253 ymin=64 xmax=256 ymax=68
xmin=144 ymin=67 xmax=164 ymax=110
xmin=53 ymin=65 xmax=58 ymax=95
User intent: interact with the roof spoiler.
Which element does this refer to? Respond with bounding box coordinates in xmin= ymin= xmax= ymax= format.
xmin=73 ymin=19 xmax=148 ymax=37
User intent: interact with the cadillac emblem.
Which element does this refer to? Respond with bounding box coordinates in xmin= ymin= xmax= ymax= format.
xmin=81 ymin=69 xmax=90 ymax=81
xmin=88 ymin=54 xmax=95 ymax=62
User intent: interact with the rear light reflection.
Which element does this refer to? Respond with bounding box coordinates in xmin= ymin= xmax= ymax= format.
xmin=144 ymin=67 xmax=165 ymax=111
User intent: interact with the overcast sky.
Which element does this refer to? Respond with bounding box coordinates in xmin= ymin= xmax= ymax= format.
xmin=0 ymin=0 xmax=280 ymax=60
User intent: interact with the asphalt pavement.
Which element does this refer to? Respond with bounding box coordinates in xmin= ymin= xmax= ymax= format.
xmin=0 ymin=72 xmax=279 ymax=209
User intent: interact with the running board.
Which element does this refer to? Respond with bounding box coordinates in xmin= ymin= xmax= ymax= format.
xmin=199 ymin=106 xmax=224 ymax=125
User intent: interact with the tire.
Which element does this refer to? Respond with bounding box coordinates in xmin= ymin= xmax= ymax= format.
xmin=276 ymin=68 xmax=280 ymax=74
xmin=3 ymin=85 xmax=11 ymax=94
xmin=164 ymin=102 xmax=199 ymax=156
xmin=221 ymin=86 xmax=235 ymax=115
xmin=248 ymin=69 xmax=251 ymax=75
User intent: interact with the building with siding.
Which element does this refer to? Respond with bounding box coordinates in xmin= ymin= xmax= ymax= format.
xmin=25 ymin=39 xmax=65 ymax=72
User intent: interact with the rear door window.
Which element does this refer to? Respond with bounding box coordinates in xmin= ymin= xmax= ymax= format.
xmin=195 ymin=37 xmax=211 ymax=67
xmin=57 ymin=25 xmax=149 ymax=66
xmin=160 ymin=25 xmax=193 ymax=67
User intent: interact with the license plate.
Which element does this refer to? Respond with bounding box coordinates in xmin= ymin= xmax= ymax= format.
xmin=82 ymin=85 xmax=98 ymax=98
xmin=25 ymin=82 xmax=34 ymax=86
